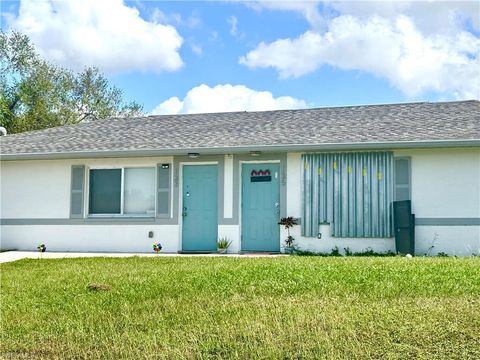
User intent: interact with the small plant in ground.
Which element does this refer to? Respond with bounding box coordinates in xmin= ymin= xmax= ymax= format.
xmin=437 ymin=252 xmax=449 ymax=257
xmin=278 ymin=216 xmax=298 ymax=253
xmin=293 ymin=249 xmax=330 ymax=256
xmin=285 ymin=236 xmax=295 ymax=247
xmin=330 ymin=246 xmax=341 ymax=256
xmin=426 ymin=233 xmax=439 ymax=256
xmin=153 ymin=243 xmax=162 ymax=253
xmin=354 ymin=248 xmax=397 ymax=257
xmin=293 ymin=247 xmax=397 ymax=257
xmin=217 ymin=237 xmax=232 ymax=254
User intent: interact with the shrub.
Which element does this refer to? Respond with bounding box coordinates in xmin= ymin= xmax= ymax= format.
xmin=217 ymin=237 xmax=232 ymax=250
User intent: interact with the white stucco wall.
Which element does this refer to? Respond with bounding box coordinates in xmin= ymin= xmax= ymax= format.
xmin=1 ymin=148 xmax=479 ymax=255
xmin=1 ymin=225 xmax=179 ymax=253
xmin=0 ymin=157 xmax=174 ymax=219
xmin=218 ymin=224 xmax=240 ymax=253
xmin=397 ymin=148 xmax=480 ymax=218
xmin=0 ymin=157 xmax=181 ymax=253
xmin=223 ymin=154 xmax=234 ymax=218
xmin=1 ymin=160 xmax=71 ymax=218
xmin=415 ymin=226 xmax=479 ymax=256
xmin=397 ymin=148 xmax=480 ymax=256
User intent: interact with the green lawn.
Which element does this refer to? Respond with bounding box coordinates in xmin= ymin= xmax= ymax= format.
xmin=1 ymin=257 xmax=479 ymax=359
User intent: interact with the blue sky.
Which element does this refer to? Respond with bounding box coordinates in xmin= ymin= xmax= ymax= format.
xmin=1 ymin=1 xmax=479 ymax=114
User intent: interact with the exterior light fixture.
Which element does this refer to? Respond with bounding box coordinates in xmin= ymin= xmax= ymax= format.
xmin=188 ymin=153 xmax=200 ymax=159
xmin=250 ymin=151 xmax=261 ymax=157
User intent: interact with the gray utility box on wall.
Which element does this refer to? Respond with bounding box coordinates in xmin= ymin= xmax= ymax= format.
xmin=393 ymin=200 xmax=415 ymax=255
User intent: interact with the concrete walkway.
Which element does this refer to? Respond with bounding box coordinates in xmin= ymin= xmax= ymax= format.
xmin=0 ymin=251 xmax=281 ymax=263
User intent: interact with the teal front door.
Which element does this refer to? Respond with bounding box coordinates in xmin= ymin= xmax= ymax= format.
xmin=241 ymin=163 xmax=280 ymax=252
xmin=182 ymin=165 xmax=218 ymax=251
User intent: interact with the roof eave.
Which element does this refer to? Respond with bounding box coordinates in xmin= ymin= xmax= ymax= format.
xmin=1 ymin=139 xmax=479 ymax=161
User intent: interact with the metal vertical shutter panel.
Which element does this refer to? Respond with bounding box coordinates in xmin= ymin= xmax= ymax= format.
xmin=157 ymin=164 xmax=171 ymax=218
xmin=302 ymin=152 xmax=394 ymax=238
xmin=70 ymin=165 xmax=85 ymax=218
xmin=302 ymin=154 xmax=312 ymax=236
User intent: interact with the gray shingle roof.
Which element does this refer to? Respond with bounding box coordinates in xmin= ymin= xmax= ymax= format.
xmin=1 ymin=100 xmax=479 ymax=158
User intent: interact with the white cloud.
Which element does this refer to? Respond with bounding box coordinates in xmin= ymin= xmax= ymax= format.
xmin=191 ymin=43 xmax=202 ymax=55
xmin=228 ymin=16 xmax=239 ymax=36
xmin=243 ymin=1 xmax=324 ymax=30
xmin=151 ymin=8 xmax=201 ymax=29
xmin=6 ymin=0 xmax=183 ymax=73
xmin=227 ymin=15 xmax=245 ymax=40
xmin=329 ymin=1 xmax=479 ymax=35
xmin=151 ymin=84 xmax=307 ymax=115
xmin=245 ymin=0 xmax=479 ymax=33
xmin=240 ymin=14 xmax=480 ymax=99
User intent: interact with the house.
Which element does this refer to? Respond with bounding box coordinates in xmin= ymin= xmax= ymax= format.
xmin=1 ymin=100 xmax=479 ymax=255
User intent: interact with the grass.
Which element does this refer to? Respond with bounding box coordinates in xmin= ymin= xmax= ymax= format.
xmin=1 ymin=257 xmax=479 ymax=359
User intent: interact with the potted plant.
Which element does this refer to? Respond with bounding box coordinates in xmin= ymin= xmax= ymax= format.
xmin=217 ymin=237 xmax=231 ymax=254
xmin=278 ymin=217 xmax=298 ymax=254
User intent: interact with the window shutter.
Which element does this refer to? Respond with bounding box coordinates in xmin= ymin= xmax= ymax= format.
xmin=394 ymin=157 xmax=411 ymax=201
xmin=70 ymin=165 xmax=85 ymax=218
xmin=157 ymin=164 xmax=171 ymax=218
xmin=302 ymin=152 xmax=394 ymax=238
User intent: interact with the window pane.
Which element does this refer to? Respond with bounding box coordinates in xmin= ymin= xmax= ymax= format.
xmin=395 ymin=159 xmax=410 ymax=185
xmin=89 ymin=169 xmax=121 ymax=214
xmin=124 ymin=168 xmax=155 ymax=215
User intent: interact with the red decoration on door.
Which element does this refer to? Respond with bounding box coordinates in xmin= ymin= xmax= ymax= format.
xmin=251 ymin=169 xmax=271 ymax=177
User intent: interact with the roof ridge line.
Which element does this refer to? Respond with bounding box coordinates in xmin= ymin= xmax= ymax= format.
xmin=139 ymin=99 xmax=479 ymax=119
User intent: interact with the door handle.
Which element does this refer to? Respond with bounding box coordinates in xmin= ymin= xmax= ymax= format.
xmin=182 ymin=206 xmax=187 ymax=217
xmin=275 ymin=202 xmax=280 ymax=215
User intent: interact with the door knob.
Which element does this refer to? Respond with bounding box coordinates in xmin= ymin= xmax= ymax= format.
xmin=275 ymin=202 xmax=280 ymax=215
xmin=182 ymin=206 xmax=187 ymax=217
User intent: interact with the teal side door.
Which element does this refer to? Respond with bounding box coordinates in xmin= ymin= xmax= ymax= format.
xmin=182 ymin=165 xmax=218 ymax=251
xmin=241 ymin=163 xmax=280 ymax=252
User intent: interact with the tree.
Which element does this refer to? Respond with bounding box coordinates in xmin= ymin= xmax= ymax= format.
xmin=0 ymin=31 xmax=143 ymax=134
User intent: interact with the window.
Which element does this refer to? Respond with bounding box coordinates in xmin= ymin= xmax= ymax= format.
xmin=302 ymin=152 xmax=394 ymax=238
xmin=88 ymin=167 xmax=155 ymax=216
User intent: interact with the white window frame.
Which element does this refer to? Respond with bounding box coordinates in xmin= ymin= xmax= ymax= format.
xmin=87 ymin=166 xmax=156 ymax=218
